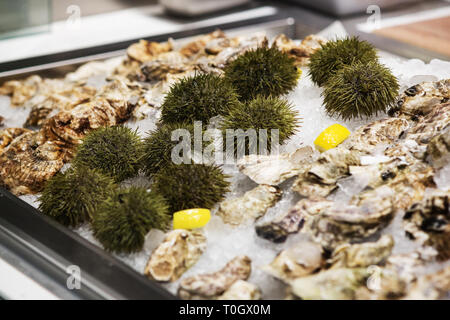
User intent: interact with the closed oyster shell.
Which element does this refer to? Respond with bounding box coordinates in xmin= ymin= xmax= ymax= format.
xmin=0 ymin=128 xmax=31 ymax=154
xmin=178 ymin=255 xmax=251 ymax=300
xmin=405 ymin=265 xmax=450 ymax=300
xmin=390 ymin=79 xmax=450 ymax=118
xmin=290 ymin=268 xmax=369 ymax=300
xmin=0 ymin=75 xmax=42 ymax=106
xmin=216 ymin=184 xmax=282 ymax=226
xmin=262 ymin=241 xmax=323 ymax=282
xmin=144 ymin=230 xmax=206 ymax=282
xmin=403 ymin=189 xmax=450 ymax=260
xmin=255 ymin=197 xmax=333 ymax=243
xmin=217 ymin=280 xmax=261 ymax=300
xmin=329 ymin=235 xmax=394 ymax=269
xmin=237 ymin=146 xmax=314 ymax=185
xmin=272 ymin=34 xmax=327 ymax=67
xmin=426 ymin=127 xmax=450 ymax=168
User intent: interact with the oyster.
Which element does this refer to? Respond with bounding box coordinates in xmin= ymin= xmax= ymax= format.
xmin=292 ymin=147 xmax=360 ymax=197
xmin=237 ymin=146 xmax=314 ymax=185
xmin=426 ymin=127 xmax=450 ymax=168
xmin=389 ymin=79 xmax=450 ymax=118
xmin=272 ymin=34 xmax=327 ymax=67
xmin=342 ymin=118 xmax=410 ymax=154
xmin=328 ymin=235 xmax=394 ymax=269
xmin=256 ymin=197 xmax=333 ymax=243
xmin=24 ymin=84 xmax=96 ymax=127
xmin=144 ymin=230 xmax=206 ymax=282
xmin=0 ymin=115 xmax=3 ymax=127
xmin=217 ymin=280 xmax=261 ymax=300
xmin=178 ymin=255 xmax=252 ymax=300
xmin=406 ymin=265 xmax=450 ymax=300
xmin=306 ymin=194 xmax=394 ymax=250
xmin=126 ymin=39 xmax=173 ymax=63
xmin=0 ymin=128 xmax=31 ymax=154
xmin=179 ymin=30 xmax=226 ymax=58
xmin=216 ymin=185 xmax=282 ymax=226
xmin=355 ymin=267 xmax=406 ymax=300
xmin=0 ymin=75 xmax=42 ymax=106
xmin=0 ymin=131 xmax=65 ymax=195
xmin=262 ymin=241 xmax=323 ymax=282
xmin=403 ymin=189 xmax=450 ymax=260
xmin=290 ymin=268 xmax=369 ymax=300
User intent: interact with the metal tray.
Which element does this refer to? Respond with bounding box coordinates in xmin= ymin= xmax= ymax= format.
xmin=0 ymin=12 xmax=315 ymax=300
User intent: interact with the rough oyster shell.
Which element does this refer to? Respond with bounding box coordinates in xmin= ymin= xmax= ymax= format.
xmin=0 ymin=75 xmax=42 ymax=106
xmin=216 ymin=184 xmax=282 ymax=226
xmin=290 ymin=268 xmax=369 ymax=300
xmin=405 ymin=265 xmax=450 ymax=300
xmin=126 ymin=39 xmax=173 ymax=63
xmin=403 ymin=189 xmax=450 ymax=260
xmin=217 ymin=280 xmax=261 ymax=300
xmin=328 ymin=235 xmax=394 ymax=269
xmin=255 ymin=197 xmax=333 ymax=243
xmin=178 ymin=255 xmax=252 ymax=300
xmin=0 ymin=128 xmax=31 ymax=154
xmin=237 ymin=146 xmax=314 ymax=185
xmin=426 ymin=127 xmax=450 ymax=168
xmin=390 ymin=79 xmax=450 ymax=118
xmin=272 ymin=34 xmax=327 ymax=67
xmin=144 ymin=230 xmax=206 ymax=282
xmin=262 ymin=241 xmax=323 ymax=282
xmin=292 ymin=147 xmax=360 ymax=197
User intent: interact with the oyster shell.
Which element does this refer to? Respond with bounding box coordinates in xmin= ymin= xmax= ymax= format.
xmin=217 ymin=280 xmax=261 ymax=300
xmin=406 ymin=265 xmax=450 ymax=300
xmin=178 ymin=255 xmax=252 ymax=300
xmin=290 ymin=268 xmax=369 ymax=300
xmin=389 ymin=79 xmax=450 ymax=118
xmin=144 ymin=229 xmax=206 ymax=282
xmin=292 ymin=147 xmax=360 ymax=197
xmin=262 ymin=241 xmax=323 ymax=282
xmin=126 ymin=39 xmax=173 ymax=63
xmin=255 ymin=197 xmax=333 ymax=243
xmin=272 ymin=34 xmax=327 ymax=67
xmin=0 ymin=131 xmax=65 ymax=195
xmin=426 ymin=127 xmax=450 ymax=168
xmin=179 ymin=30 xmax=226 ymax=58
xmin=328 ymin=235 xmax=394 ymax=269
xmin=216 ymin=184 xmax=282 ymax=226
xmin=0 ymin=128 xmax=31 ymax=154
xmin=403 ymin=189 xmax=450 ymax=260
xmin=0 ymin=115 xmax=3 ymax=127
xmin=0 ymin=75 xmax=42 ymax=106
xmin=237 ymin=146 xmax=314 ymax=185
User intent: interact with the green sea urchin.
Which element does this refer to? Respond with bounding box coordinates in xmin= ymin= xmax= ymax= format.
xmin=38 ymin=167 xmax=116 ymax=227
xmin=160 ymin=73 xmax=240 ymax=124
xmin=224 ymin=46 xmax=299 ymax=101
xmin=323 ymin=61 xmax=399 ymax=120
xmin=309 ymin=36 xmax=378 ymax=87
xmin=153 ymin=163 xmax=230 ymax=212
xmin=141 ymin=122 xmax=197 ymax=177
xmin=73 ymin=126 xmax=143 ymax=182
xmin=220 ymin=96 xmax=299 ymax=155
xmin=91 ymin=187 xmax=170 ymax=253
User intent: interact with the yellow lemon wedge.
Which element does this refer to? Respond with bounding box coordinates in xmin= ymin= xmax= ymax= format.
xmin=314 ymin=124 xmax=351 ymax=152
xmin=173 ymin=208 xmax=211 ymax=230
xmin=297 ymin=67 xmax=303 ymax=80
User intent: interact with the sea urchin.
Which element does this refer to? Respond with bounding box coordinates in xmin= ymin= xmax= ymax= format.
xmin=160 ymin=73 xmax=240 ymax=124
xmin=224 ymin=46 xmax=299 ymax=101
xmin=322 ymin=61 xmax=399 ymax=120
xmin=38 ymin=167 xmax=116 ymax=227
xmin=309 ymin=36 xmax=378 ymax=87
xmin=91 ymin=187 xmax=170 ymax=253
xmin=73 ymin=126 xmax=143 ymax=182
xmin=153 ymin=163 xmax=230 ymax=212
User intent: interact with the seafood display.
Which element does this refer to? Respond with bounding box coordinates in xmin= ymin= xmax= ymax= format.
xmin=1 ymin=28 xmax=450 ymax=301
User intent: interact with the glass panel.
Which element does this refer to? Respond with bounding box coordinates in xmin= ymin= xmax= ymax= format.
xmin=0 ymin=0 xmax=51 ymax=40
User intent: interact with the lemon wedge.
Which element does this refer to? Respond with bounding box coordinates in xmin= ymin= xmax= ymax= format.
xmin=173 ymin=208 xmax=211 ymax=230
xmin=314 ymin=124 xmax=350 ymax=152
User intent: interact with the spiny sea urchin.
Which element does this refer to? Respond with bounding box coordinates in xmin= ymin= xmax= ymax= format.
xmin=153 ymin=163 xmax=230 ymax=212
xmin=91 ymin=187 xmax=170 ymax=253
xmin=308 ymin=36 xmax=378 ymax=87
xmin=38 ymin=167 xmax=116 ymax=227
xmin=322 ymin=61 xmax=399 ymax=120
xmin=224 ymin=46 xmax=299 ymax=101
xmin=73 ymin=126 xmax=143 ymax=182
xmin=220 ymin=95 xmax=299 ymax=155
xmin=160 ymin=73 xmax=240 ymax=124
xmin=141 ymin=122 xmax=197 ymax=177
